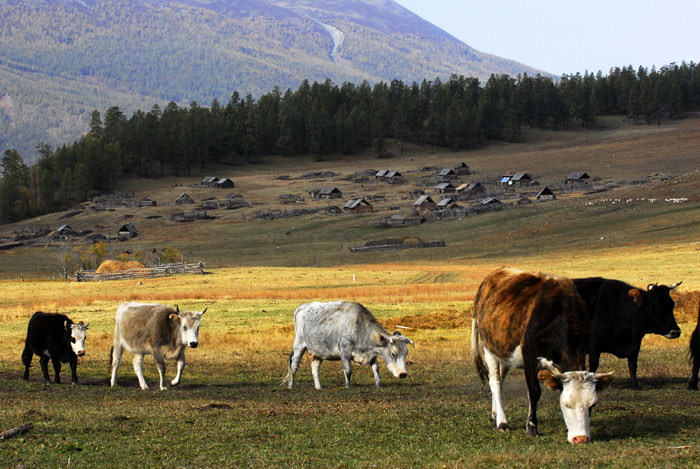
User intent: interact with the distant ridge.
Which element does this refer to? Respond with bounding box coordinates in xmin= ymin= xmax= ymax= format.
xmin=0 ymin=0 xmax=550 ymax=160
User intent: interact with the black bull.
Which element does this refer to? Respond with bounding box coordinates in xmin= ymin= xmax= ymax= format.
xmin=574 ymin=277 xmax=681 ymax=389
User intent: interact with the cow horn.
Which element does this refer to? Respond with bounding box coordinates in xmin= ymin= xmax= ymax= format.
xmin=669 ymin=281 xmax=683 ymax=290
xmin=200 ymin=307 xmax=207 ymax=315
xmin=176 ymin=304 xmax=180 ymax=313
xmin=594 ymin=371 xmax=614 ymax=379
xmin=537 ymin=357 xmax=562 ymax=377
xmin=647 ymin=283 xmax=658 ymax=291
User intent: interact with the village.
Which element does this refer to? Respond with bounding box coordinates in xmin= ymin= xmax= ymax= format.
xmin=0 ymin=158 xmax=675 ymax=256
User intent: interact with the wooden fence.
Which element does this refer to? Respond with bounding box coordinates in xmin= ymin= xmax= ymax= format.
xmin=76 ymin=262 xmax=206 ymax=282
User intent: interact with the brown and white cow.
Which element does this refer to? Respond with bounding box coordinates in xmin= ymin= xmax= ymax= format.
xmin=110 ymin=302 xmax=206 ymax=390
xmin=471 ymin=268 xmax=613 ymax=444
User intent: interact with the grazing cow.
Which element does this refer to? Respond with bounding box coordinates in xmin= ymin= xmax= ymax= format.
xmin=472 ymin=268 xmax=613 ymax=444
xmin=281 ymin=301 xmax=413 ymax=390
xmin=22 ymin=312 xmax=88 ymax=384
xmin=688 ymin=303 xmax=700 ymax=390
xmin=573 ymin=277 xmax=682 ymax=389
xmin=110 ymin=302 xmax=206 ymax=390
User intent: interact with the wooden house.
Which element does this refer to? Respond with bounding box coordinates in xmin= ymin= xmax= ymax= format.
xmin=375 ymin=170 xmax=389 ymax=181
xmin=456 ymin=182 xmax=486 ymax=195
xmin=325 ymin=206 xmax=343 ymax=216
xmin=216 ymin=178 xmax=235 ymax=189
xmin=344 ymin=199 xmax=374 ymax=214
xmin=437 ymin=168 xmax=458 ymax=181
xmin=201 ymin=176 xmax=219 ymax=188
xmin=566 ymin=172 xmax=591 ymax=184
xmin=414 ymin=195 xmax=437 ymax=211
xmin=480 ymin=197 xmax=502 ymax=206
xmin=509 ymin=172 xmax=532 ymax=186
xmin=498 ymin=174 xmax=513 ymax=186
xmin=175 ymin=193 xmax=195 ymax=205
xmin=318 ymin=187 xmax=343 ymax=199
xmin=437 ymin=197 xmax=459 ymax=209
xmin=536 ymin=186 xmax=556 ymax=201
xmin=202 ymin=199 xmax=219 ymax=209
xmin=649 ymin=172 xmax=669 ymax=182
xmin=118 ymin=223 xmax=138 ymax=238
xmin=138 ymin=197 xmax=157 ymax=207
xmin=56 ymin=224 xmax=74 ymax=236
xmin=385 ymin=170 xmax=404 ymax=184
xmin=435 ymin=182 xmax=456 ymax=194
xmin=455 ymin=162 xmax=471 ymax=175
xmin=516 ymin=196 xmax=532 ymax=205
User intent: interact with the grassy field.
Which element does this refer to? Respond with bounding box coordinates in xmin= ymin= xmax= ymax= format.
xmin=1 ymin=116 xmax=699 ymax=466
xmin=0 ymin=261 xmax=699 ymax=467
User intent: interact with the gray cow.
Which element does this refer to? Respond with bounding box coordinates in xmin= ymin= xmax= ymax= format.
xmin=282 ymin=301 xmax=414 ymax=389
xmin=110 ymin=302 xmax=206 ymax=390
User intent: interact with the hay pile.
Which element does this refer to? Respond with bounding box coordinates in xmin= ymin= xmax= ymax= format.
xmin=96 ymin=260 xmax=145 ymax=273
xmin=364 ymin=236 xmax=423 ymax=247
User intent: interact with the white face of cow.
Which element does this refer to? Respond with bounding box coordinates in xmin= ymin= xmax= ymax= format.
xmin=69 ymin=322 xmax=88 ymax=357
xmin=170 ymin=308 xmax=206 ymax=348
xmin=538 ymin=359 xmax=613 ymax=444
xmin=381 ymin=331 xmax=413 ymax=379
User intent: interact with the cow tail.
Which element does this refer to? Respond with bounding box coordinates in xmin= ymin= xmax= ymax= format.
xmin=471 ymin=317 xmax=488 ymax=387
xmin=109 ymin=346 xmax=114 ymax=372
xmin=280 ymin=351 xmax=294 ymax=386
xmin=690 ymin=303 xmax=700 ymax=364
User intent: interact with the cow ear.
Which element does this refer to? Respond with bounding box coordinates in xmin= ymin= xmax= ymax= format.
xmin=392 ymin=331 xmax=402 ymax=336
xmin=538 ymin=370 xmax=563 ymax=391
xmin=374 ymin=332 xmax=387 ymax=346
xmin=628 ymin=289 xmax=644 ymax=305
xmin=64 ymin=320 xmax=70 ymax=331
xmin=647 ymin=283 xmax=658 ymax=292
xmin=595 ymin=372 xmax=614 ymax=392
xmin=169 ymin=313 xmax=181 ymax=323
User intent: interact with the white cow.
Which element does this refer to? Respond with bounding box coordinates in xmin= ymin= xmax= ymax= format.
xmin=110 ymin=302 xmax=206 ymax=390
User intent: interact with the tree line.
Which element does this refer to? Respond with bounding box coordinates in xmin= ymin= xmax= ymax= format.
xmin=2 ymin=61 xmax=699 ymax=223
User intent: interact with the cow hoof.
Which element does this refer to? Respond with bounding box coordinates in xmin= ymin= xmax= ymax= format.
xmin=526 ymin=425 xmax=539 ymax=437
xmin=687 ymin=382 xmax=698 ymax=391
xmin=170 ymin=380 xmax=180 ymax=387
xmin=497 ymin=423 xmax=510 ymax=432
xmin=160 ymin=386 xmax=168 ymax=391
xmin=630 ymin=384 xmax=641 ymax=391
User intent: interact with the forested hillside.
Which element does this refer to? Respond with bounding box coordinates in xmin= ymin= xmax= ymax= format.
xmin=1 ymin=61 xmax=698 ymax=223
xmin=0 ymin=0 xmax=545 ymax=160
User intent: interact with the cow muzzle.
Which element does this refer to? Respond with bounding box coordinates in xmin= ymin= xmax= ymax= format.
xmin=571 ymin=435 xmax=589 ymax=444
xmin=189 ymin=341 xmax=199 ymax=348
xmin=77 ymin=350 xmax=85 ymax=357
xmin=665 ymin=329 xmax=681 ymax=339
xmin=399 ymin=372 xmax=407 ymax=379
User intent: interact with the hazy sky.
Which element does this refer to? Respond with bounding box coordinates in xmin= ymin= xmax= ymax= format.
xmin=393 ymin=0 xmax=699 ymax=76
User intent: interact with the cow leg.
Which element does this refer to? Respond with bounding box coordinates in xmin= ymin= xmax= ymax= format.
xmin=68 ymin=355 xmax=78 ymax=385
xmin=627 ymin=345 xmax=641 ymax=390
xmin=132 ymin=354 xmax=149 ymax=390
xmin=110 ymin=344 xmax=124 ymax=388
xmin=370 ymin=358 xmax=381 ymax=387
xmin=688 ymin=358 xmax=699 ymax=391
xmin=39 ymin=356 xmax=51 ymax=383
xmin=21 ymin=348 xmax=33 ymax=380
xmin=51 ymin=356 xmax=63 ymax=384
xmin=311 ymin=357 xmax=323 ymax=390
xmin=341 ymin=355 xmax=353 ymax=388
xmin=588 ymin=350 xmax=601 ymax=373
xmin=171 ymin=350 xmax=186 ymax=387
xmin=483 ymin=348 xmax=509 ymax=431
xmin=152 ymin=349 xmax=168 ymax=391
xmin=524 ymin=365 xmax=541 ymax=437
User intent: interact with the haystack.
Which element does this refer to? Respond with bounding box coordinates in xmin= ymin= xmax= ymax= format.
xmin=96 ymin=260 xmax=146 ymax=273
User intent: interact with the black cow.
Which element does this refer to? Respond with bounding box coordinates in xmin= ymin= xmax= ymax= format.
xmin=574 ymin=277 xmax=681 ymax=389
xmin=21 ymin=312 xmax=88 ymax=384
xmin=688 ymin=303 xmax=700 ymax=390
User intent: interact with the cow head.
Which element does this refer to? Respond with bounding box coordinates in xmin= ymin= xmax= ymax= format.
xmin=66 ymin=321 xmax=88 ymax=357
xmin=376 ymin=331 xmax=413 ymax=379
xmin=633 ymin=282 xmax=682 ymax=339
xmin=538 ymin=358 xmax=613 ymax=444
xmin=169 ymin=307 xmax=206 ymax=348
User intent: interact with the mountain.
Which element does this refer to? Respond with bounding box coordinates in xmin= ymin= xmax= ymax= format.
xmin=0 ymin=0 xmax=549 ymax=161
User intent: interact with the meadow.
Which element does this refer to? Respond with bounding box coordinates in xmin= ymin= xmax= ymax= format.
xmin=1 ymin=116 xmax=699 ymax=466
xmin=0 ymin=257 xmax=699 ymax=467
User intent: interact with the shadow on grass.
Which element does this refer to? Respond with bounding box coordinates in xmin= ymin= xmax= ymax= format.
xmin=594 ymin=413 xmax=700 ymax=442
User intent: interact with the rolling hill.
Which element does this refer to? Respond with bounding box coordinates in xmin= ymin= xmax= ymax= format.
xmin=0 ymin=0 xmax=548 ymax=161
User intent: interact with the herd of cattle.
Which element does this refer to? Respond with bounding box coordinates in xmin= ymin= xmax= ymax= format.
xmin=19 ymin=267 xmax=700 ymax=445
